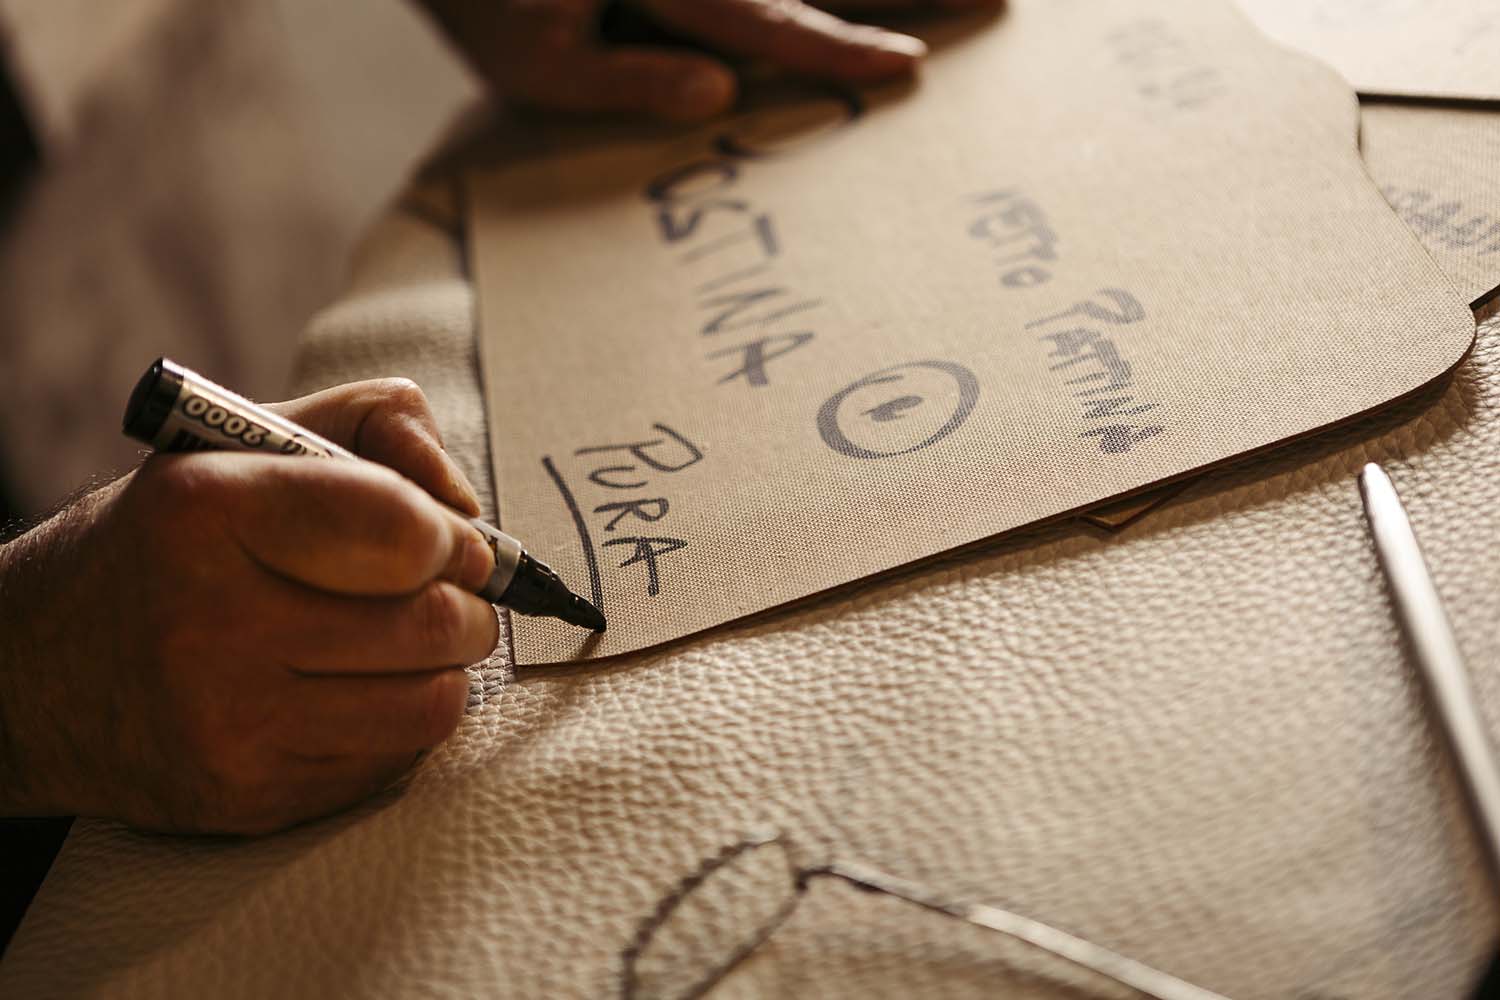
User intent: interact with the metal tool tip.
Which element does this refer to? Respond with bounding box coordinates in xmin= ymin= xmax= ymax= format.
xmin=1358 ymin=462 xmax=1394 ymax=508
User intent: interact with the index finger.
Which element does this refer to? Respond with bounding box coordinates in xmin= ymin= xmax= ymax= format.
xmin=641 ymin=0 xmax=927 ymax=84
xmin=818 ymin=0 xmax=1001 ymax=10
xmin=191 ymin=452 xmax=494 ymax=596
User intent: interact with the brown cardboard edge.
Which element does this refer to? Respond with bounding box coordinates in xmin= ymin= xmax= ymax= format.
xmin=1357 ymin=94 xmax=1500 ymax=113
xmin=1077 ymin=483 xmax=1192 ymax=533
xmin=1475 ymin=283 xmax=1500 ymax=314
xmin=513 ymin=308 xmax=1479 ymax=669
xmin=460 ymin=173 xmax=525 ymax=671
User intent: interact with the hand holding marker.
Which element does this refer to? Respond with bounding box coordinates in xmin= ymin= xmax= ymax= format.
xmin=123 ymin=359 xmax=606 ymax=632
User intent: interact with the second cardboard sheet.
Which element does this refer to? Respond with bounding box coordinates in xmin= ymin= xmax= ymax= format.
xmin=472 ymin=0 xmax=1473 ymax=664
xmin=1237 ymin=0 xmax=1500 ymax=101
xmin=1362 ymin=104 xmax=1500 ymax=307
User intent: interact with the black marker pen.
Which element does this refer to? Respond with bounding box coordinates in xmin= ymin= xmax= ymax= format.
xmin=122 ymin=358 xmax=606 ymax=632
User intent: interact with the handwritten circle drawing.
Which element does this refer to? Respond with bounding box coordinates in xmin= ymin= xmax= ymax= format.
xmin=817 ymin=361 xmax=979 ymax=460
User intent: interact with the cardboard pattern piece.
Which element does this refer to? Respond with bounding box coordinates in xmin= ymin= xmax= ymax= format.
xmin=1091 ymin=103 xmax=1500 ymax=527
xmin=471 ymin=0 xmax=1474 ymax=664
xmin=1361 ymin=103 xmax=1500 ymax=308
xmin=1236 ymin=0 xmax=1500 ymax=102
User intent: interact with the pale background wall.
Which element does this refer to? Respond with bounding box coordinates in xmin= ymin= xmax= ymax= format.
xmin=0 ymin=0 xmax=477 ymax=514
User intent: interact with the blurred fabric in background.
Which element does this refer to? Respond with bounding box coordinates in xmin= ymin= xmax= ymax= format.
xmin=0 ymin=0 xmax=478 ymax=515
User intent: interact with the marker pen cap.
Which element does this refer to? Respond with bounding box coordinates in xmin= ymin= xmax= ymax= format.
xmin=122 ymin=358 xmax=182 ymax=444
xmin=122 ymin=357 xmax=354 ymax=458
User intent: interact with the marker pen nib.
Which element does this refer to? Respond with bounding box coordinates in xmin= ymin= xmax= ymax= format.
xmin=496 ymin=551 xmax=607 ymax=632
xmin=560 ymin=592 xmax=608 ymax=632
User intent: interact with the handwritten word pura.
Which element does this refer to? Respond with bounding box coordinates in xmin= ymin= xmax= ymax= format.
xmin=573 ymin=423 xmax=705 ymax=598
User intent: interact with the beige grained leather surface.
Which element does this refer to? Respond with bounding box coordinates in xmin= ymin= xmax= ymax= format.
xmin=4 ymin=181 xmax=1498 ymax=999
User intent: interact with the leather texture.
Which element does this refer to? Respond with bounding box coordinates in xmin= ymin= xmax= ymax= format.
xmin=3 ymin=179 xmax=1498 ymax=999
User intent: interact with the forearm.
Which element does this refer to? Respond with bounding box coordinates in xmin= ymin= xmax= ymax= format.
xmin=0 ymin=484 xmax=115 ymax=816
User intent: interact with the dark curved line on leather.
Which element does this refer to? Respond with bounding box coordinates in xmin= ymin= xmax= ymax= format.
xmin=619 ymin=835 xmax=798 ymax=1000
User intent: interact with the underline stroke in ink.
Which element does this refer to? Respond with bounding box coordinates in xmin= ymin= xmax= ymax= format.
xmin=541 ymin=456 xmax=605 ymax=614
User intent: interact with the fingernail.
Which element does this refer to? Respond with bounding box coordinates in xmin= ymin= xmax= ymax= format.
xmin=460 ymin=529 xmax=496 ymax=592
xmin=881 ymin=31 xmax=927 ymax=59
xmin=861 ymin=28 xmax=927 ymax=62
xmin=668 ymin=68 xmax=735 ymax=121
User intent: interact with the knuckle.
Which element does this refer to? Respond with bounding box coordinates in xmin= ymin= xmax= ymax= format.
xmin=374 ymin=377 xmax=433 ymax=421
